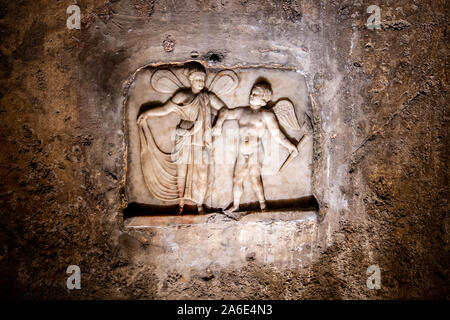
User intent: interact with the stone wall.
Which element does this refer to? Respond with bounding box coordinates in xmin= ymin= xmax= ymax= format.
xmin=0 ymin=0 xmax=447 ymax=299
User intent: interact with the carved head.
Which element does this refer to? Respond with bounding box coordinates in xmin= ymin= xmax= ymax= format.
xmin=186 ymin=62 xmax=206 ymax=94
xmin=249 ymin=82 xmax=272 ymax=109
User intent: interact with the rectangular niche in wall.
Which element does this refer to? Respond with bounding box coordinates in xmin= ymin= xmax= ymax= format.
xmin=124 ymin=62 xmax=317 ymax=219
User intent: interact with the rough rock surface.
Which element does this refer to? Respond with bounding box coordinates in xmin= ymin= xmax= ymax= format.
xmin=0 ymin=0 xmax=448 ymax=299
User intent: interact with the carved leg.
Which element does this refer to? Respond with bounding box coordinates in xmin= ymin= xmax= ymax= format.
xmin=249 ymin=164 xmax=266 ymax=211
xmin=177 ymin=163 xmax=187 ymax=214
xmin=227 ymin=162 xmax=246 ymax=212
xmin=195 ymin=163 xmax=208 ymax=214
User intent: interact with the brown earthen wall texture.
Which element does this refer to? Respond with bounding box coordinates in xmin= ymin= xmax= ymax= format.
xmin=0 ymin=0 xmax=448 ymax=299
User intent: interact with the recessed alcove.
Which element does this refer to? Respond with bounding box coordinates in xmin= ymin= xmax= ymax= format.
xmin=123 ymin=62 xmax=318 ymax=226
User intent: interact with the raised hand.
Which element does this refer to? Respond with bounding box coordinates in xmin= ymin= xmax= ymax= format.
xmin=137 ymin=113 xmax=147 ymax=125
xmin=289 ymin=144 xmax=299 ymax=157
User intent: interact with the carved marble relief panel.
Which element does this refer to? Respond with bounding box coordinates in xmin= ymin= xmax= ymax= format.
xmin=125 ymin=62 xmax=314 ymax=216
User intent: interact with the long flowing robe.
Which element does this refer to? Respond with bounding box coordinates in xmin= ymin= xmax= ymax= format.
xmin=138 ymin=91 xmax=213 ymax=204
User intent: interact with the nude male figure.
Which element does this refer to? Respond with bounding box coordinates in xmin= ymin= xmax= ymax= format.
xmin=212 ymin=82 xmax=298 ymax=212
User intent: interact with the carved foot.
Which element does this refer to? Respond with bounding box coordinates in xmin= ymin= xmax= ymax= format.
xmin=223 ymin=206 xmax=246 ymax=221
xmin=178 ymin=206 xmax=184 ymax=215
xmin=197 ymin=205 xmax=204 ymax=215
xmin=223 ymin=204 xmax=239 ymax=215
xmin=259 ymin=201 xmax=266 ymax=212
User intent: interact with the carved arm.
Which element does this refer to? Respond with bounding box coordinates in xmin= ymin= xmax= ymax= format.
xmin=212 ymin=107 xmax=241 ymax=136
xmin=137 ymin=101 xmax=177 ymax=125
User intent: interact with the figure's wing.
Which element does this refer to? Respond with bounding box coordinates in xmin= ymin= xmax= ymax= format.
xmin=207 ymin=70 xmax=239 ymax=97
xmin=272 ymin=99 xmax=302 ymax=131
xmin=151 ymin=69 xmax=184 ymax=93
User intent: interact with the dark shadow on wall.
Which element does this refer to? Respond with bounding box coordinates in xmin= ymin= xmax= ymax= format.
xmin=123 ymin=195 xmax=319 ymax=218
